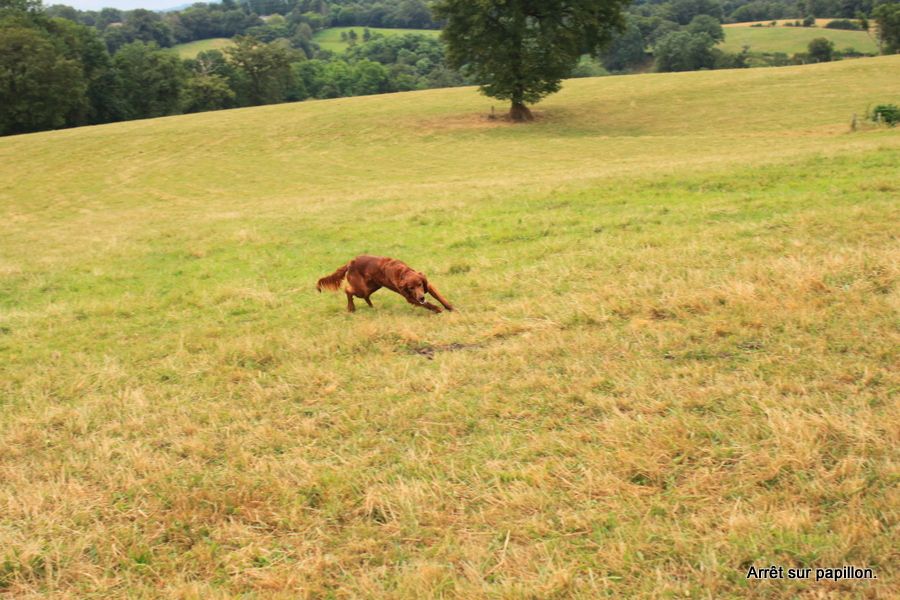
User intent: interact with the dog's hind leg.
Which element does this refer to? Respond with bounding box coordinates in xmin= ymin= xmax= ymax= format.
xmin=345 ymin=289 xmax=356 ymax=312
xmin=364 ymin=285 xmax=380 ymax=308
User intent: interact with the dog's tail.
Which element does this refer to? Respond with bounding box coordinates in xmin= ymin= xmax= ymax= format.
xmin=316 ymin=263 xmax=350 ymax=292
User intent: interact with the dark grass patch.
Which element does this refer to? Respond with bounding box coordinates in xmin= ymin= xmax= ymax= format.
xmin=408 ymin=342 xmax=482 ymax=359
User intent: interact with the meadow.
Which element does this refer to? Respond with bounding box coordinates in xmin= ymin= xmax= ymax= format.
xmin=1 ymin=55 xmax=898 ymax=598
xmin=171 ymin=37 xmax=234 ymax=59
xmin=719 ymin=25 xmax=879 ymax=54
xmin=312 ymin=26 xmax=440 ymax=52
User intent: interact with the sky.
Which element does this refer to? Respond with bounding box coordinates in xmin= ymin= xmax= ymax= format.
xmin=54 ymin=0 xmax=187 ymax=10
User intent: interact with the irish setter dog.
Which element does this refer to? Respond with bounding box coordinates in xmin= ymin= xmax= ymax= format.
xmin=317 ymin=255 xmax=454 ymax=314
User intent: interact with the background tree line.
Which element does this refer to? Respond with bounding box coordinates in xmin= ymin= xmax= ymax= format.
xmin=42 ymin=0 xmax=438 ymax=52
xmin=0 ymin=0 xmax=463 ymax=135
xmin=2 ymin=0 xmax=898 ymax=135
xmin=37 ymin=0 xmax=885 ymax=59
xmin=601 ymin=0 xmax=895 ymax=73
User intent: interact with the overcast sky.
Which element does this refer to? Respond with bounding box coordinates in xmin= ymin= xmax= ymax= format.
xmin=53 ymin=0 xmax=186 ymax=10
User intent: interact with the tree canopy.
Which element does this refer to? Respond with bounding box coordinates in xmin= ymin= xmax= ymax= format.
xmin=433 ymin=0 xmax=630 ymax=121
xmin=0 ymin=24 xmax=85 ymax=134
xmin=873 ymin=2 xmax=900 ymax=54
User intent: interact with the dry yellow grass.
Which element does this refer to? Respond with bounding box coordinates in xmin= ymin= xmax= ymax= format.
xmin=0 ymin=56 xmax=898 ymax=598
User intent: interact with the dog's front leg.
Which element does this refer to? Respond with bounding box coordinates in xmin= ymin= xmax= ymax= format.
xmin=427 ymin=283 xmax=454 ymax=312
xmin=405 ymin=295 xmax=442 ymax=313
xmin=420 ymin=301 xmax=443 ymax=313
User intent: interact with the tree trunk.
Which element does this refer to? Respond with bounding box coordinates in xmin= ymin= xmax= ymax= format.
xmin=509 ymin=101 xmax=533 ymax=122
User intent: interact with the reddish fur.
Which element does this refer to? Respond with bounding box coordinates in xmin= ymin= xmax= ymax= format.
xmin=316 ymin=255 xmax=454 ymax=314
xmin=316 ymin=263 xmax=349 ymax=292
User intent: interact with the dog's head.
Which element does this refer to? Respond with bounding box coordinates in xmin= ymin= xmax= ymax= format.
xmin=401 ymin=272 xmax=428 ymax=305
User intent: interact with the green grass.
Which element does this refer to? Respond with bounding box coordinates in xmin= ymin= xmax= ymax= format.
xmin=720 ymin=25 xmax=879 ymax=54
xmin=1 ymin=56 xmax=899 ymax=598
xmin=313 ymin=26 xmax=440 ymax=53
xmin=171 ymin=37 xmax=233 ymax=59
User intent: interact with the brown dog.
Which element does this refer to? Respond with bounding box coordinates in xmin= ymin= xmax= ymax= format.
xmin=317 ymin=255 xmax=454 ymax=313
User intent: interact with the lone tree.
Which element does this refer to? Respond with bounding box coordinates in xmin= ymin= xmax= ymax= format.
xmin=807 ymin=37 xmax=834 ymax=62
xmin=433 ymin=0 xmax=629 ymax=121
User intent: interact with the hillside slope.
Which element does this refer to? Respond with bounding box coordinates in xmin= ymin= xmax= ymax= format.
xmin=1 ymin=57 xmax=898 ymax=598
xmin=3 ymin=56 xmax=897 ymax=250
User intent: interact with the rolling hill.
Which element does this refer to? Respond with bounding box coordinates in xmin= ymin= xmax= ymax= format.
xmin=1 ymin=56 xmax=898 ymax=598
xmin=720 ymin=24 xmax=879 ymax=54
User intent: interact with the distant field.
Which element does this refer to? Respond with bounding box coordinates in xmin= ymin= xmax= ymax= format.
xmin=313 ymin=26 xmax=440 ymax=52
xmin=724 ymin=18 xmax=836 ymax=28
xmin=1 ymin=56 xmax=898 ymax=597
xmin=167 ymin=25 xmax=878 ymax=60
xmin=171 ymin=37 xmax=233 ymax=58
xmin=721 ymin=25 xmax=878 ymax=54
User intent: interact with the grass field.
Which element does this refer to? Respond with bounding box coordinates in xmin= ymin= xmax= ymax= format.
xmin=1 ymin=56 xmax=899 ymax=598
xmin=171 ymin=38 xmax=234 ymax=59
xmin=720 ymin=25 xmax=879 ymax=54
xmin=313 ymin=26 xmax=440 ymax=53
